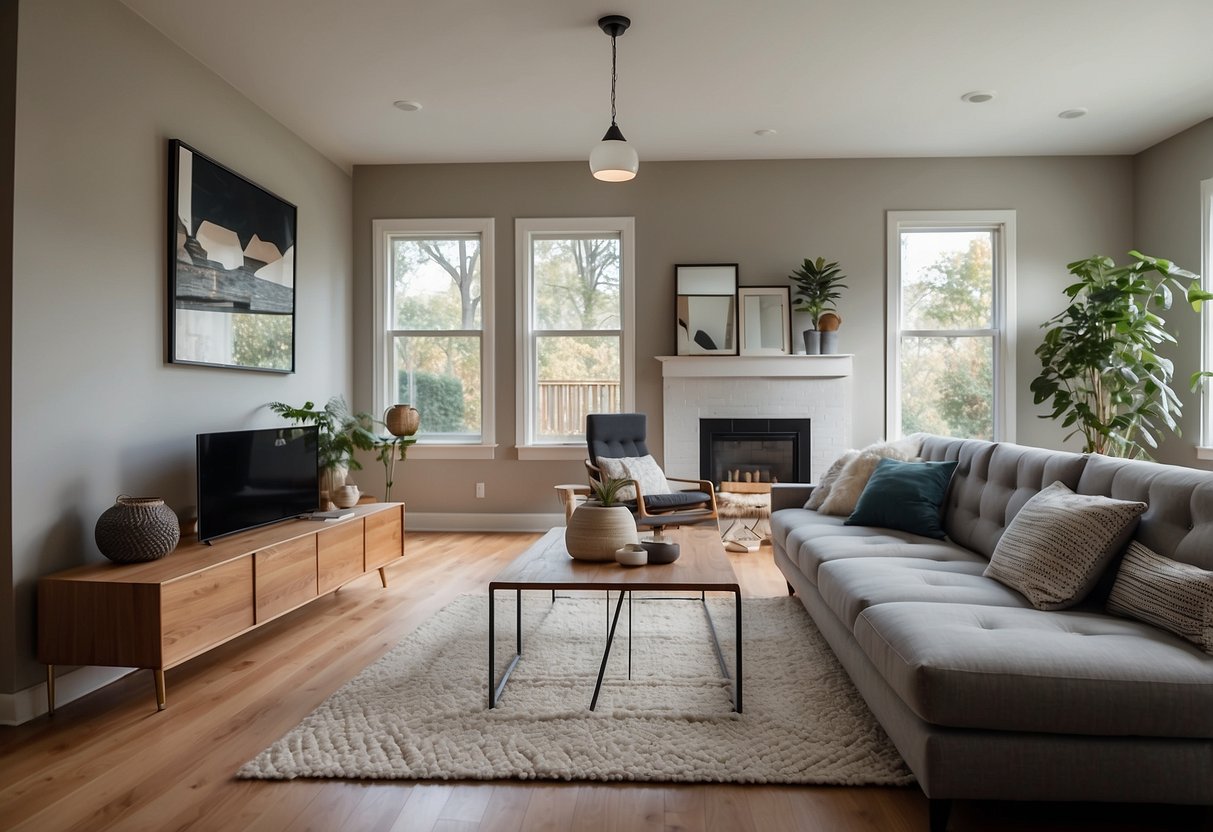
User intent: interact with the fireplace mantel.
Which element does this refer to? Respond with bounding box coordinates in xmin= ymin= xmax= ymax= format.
xmin=656 ymin=354 xmax=853 ymax=379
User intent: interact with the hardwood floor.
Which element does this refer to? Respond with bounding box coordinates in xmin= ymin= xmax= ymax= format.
xmin=2 ymin=531 xmax=1210 ymax=832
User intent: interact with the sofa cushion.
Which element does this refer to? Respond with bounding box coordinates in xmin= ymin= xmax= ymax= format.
xmin=853 ymin=602 xmax=1213 ymax=738
xmin=983 ymin=482 xmax=1145 ymax=610
xmin=793 ymin=532 xmax=984 ymax=587
xmin=1107 ymin=540 xmax=1213 ymax=653
xmin=818 ymin=557 xmax=1032 ymax=627
xmin=845 ymin=458 xmax=957 ymax=538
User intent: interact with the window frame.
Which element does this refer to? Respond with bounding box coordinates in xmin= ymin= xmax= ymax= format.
xmin=514 ymin=217 xmax=636 ymax=460
xmin=371 ymin=218 xmax=496 ymax=460
xmin=1198 ymin=178 xmax=1213 ymax=459
xmin=885 ymin=210 xmax=1017 ymax=442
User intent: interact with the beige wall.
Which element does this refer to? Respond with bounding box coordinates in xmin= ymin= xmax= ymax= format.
xmin=1133 ymin=118 xmax=1213 ymax=468
xmin=1 ymin=0 xmax=17 ymax=698
xmin=5 ymin=0 xmax=353 ymax=693
xmin=352 ymin=156 xmax=1133 ymax=514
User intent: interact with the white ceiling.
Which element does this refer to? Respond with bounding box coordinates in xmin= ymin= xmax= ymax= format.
xmin=119 ymin=0 xmax=1213 ymax=172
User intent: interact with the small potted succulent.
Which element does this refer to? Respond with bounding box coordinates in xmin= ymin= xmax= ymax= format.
xmin=790 ymin=256 xmax=847 ymax=354
xmin=564 ymin=478 xmax=640 ymax=561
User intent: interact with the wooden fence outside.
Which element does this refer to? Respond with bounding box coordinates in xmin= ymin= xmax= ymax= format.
xmin=538 ymin=381 xmax=620 ymax=438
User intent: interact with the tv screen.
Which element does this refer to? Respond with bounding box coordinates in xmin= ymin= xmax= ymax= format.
xmin=197 ymin=426 xmax=319 ymax=542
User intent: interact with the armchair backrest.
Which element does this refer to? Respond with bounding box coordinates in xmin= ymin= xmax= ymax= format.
xmin=586 ymin=413 xmax=650 ymax=467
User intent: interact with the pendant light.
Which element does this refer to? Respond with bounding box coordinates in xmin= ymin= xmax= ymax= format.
xmin=589 ymin=15 xmax=638 ymax=182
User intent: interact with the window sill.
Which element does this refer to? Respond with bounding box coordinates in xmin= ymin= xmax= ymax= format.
xmin=516 ymin=445 xmax=587 ymax=461
xmin=407 ymin=444 xmax=497 ymax=460
xmin=1196 ymin=446 xmax=1213 ymax=462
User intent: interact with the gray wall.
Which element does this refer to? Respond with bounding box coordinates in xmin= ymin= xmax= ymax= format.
xmin=1 ymin=0 xmax=17 ymax=698
xmin=5 ymin=0 xmax=353 ymax=693
xmin=352 ymin=156 xmax=1133 ymax=514
xmin=1133 ymin=118 xmax=1213 ymax=468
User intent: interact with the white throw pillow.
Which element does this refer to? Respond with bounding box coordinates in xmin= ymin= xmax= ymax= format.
xmin=596 ymin=455 xmax=671 ymax=502
xmin=806 ymin=450 xmax=858 ymax=511
xmin=817 ymin=438 xmax=923 ymax=516
xmin=983 ymin=481 xmax=1146 ymax=610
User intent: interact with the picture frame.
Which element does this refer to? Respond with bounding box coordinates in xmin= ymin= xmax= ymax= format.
xmin=738 ymin=286 xmax=791 ymax=355
xmin=168 ymin=139 xmax=297 ymax=373
xmin=675 ymin=264 xmax=738 ymax=355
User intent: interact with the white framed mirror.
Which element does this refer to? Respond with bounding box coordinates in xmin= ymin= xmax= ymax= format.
xmin=738 ymin=286 xmax=791 ymax=355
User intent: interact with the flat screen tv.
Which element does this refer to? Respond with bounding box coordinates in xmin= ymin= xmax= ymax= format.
xmin=197 ymin=426 xmax=319 ymax=542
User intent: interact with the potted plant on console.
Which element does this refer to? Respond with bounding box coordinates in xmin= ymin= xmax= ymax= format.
xmin=790 ymin=256 xmax=847 ymax=354
xmin=270 ymin=397 xmax=378 ymax=508
xmin=1031 ymin=251 xmax=1213 ymax=458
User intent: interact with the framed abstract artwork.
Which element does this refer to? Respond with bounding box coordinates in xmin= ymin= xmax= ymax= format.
xmin=168 ymin=139 xmax=297 ymax=372
xmin=675 ymin=264 xmax=738 ymax=355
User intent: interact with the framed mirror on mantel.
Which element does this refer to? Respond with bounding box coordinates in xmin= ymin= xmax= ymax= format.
xmin=738 ymin=286 xmax=791 ymax=355
xmin=675 ymin=264 xmax=738 ymax=355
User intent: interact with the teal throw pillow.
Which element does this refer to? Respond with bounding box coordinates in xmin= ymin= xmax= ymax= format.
xmin=844 ymin=457 xmax=958 ymax=539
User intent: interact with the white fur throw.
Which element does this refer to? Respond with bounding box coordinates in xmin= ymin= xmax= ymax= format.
xmin=817 ymin=435 xmax=924 ymax=516
xmin=806 ymin=450 xmax=858 ymax=510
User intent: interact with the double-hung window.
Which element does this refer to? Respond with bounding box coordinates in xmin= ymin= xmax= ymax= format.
xmin=515 ymin=218 xmax=635 ymax=459
xmin=886 ymin=210 xmax=1017 ymax=441
xmin=1199 ymin=178 xmax=1213 ymax=457
xmin=372 ymin=219 xmax=495 ymax=458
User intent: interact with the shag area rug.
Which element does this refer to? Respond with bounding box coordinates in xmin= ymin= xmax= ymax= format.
xmin=239 ymin=593 xmax=913 ymax=785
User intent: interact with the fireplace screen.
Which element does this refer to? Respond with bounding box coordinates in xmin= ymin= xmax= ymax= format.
xmin=700 ymin=418 xmax=811 ymax=486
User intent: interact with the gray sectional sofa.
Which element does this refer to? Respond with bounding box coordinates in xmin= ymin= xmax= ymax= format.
xmin=770 ymin=435 xmax=1213 ymax=830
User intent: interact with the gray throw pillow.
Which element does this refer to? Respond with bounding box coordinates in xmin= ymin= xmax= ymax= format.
xmin=1107 ymin=541 xmax=1213 ymax=654
xmin=983 ymin=481 xmax=1146 ymax=610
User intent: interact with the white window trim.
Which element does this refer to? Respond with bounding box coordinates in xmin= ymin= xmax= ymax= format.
xmin=515 ymin=217 xmax=635 ymax=460
xmin=885 ymin=210 xmax=1017 ymax=442
xmin=371 ymin=218 xmax=497 ymax=459
xmin=1197 ymin=178 xmax=1213 ymax=460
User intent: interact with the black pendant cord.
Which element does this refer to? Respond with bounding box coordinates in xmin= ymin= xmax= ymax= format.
xmin=610 ymin=34 xmax=618 ymax=127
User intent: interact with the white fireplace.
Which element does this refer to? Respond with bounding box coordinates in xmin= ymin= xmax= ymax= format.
xmin=657 ymin=355 xmax=853 ymax=484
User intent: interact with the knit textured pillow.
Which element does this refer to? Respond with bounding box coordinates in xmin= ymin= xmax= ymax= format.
xmin=1107 ymin=541 xmax=1213 ymax=654
xmin=983 ymin=481 xmax=1146 ymax=610
xmin=596 ymin=455 xmax=671 ymax=502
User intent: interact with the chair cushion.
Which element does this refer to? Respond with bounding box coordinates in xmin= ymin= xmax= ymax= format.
xmin=597 ymin=455 xmax=671 ymax=501
xmin=854 ymin=602 xmax=1213 ymax=738
xmin=845 ymin=458 xmax=958 ymax=539
xmin=983 ymin=481 xmax=1146 ymax=610
xmin=622 ymin=491 xmax=710 ymax=512
xmin=817 ymin=557 xmax=1031 ymax=627
xmin=1108 ymin=540 xmax=1213 ymax=654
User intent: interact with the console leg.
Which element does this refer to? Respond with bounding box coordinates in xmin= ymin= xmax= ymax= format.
xmin=154 ymin=668 xmax=166 ymax=711
xmin=786 ymin=581 xmax=795 ymax=596
xmin=46 ymin=665 xmax=55 ymax=716
xmin=378 ymin=566 xmax=388 ymax=588
xmin=929 ymin=798 xmax=952 ymax=832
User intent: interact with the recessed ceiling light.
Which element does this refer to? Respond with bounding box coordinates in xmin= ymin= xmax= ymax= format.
xmin=1058 ymin=108 xmax=1088 ymax=119
xmin=961 ymin=90 xmax=996 ymax=104
xmin=392 ymin=100 xmax=423 ymax=112
xmin=754 ymin=129 xmax=777 ymax=136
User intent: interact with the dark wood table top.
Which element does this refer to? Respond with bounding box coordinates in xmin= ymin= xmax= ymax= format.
xmin=489 ymin=525 xmax=739 ymax=592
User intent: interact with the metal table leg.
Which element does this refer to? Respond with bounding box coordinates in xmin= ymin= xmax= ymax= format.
xmin=488 ymin=585 xmax=523 ymax=709
xmin=590 ymin=589 xmax=627 ymax=711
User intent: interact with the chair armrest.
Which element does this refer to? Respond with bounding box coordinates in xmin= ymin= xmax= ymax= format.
xmin=771 ymin=483 xmax=814 ymax=512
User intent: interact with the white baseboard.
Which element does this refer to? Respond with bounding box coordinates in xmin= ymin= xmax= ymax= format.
xmin=0 ymin=666 xmax=135 ymax=726
xmin=405 ymin=512 xmax=564 ymax=532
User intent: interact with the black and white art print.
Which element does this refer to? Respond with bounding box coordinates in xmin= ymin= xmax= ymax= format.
xmin=168 ymin=140 xmax=296 ymax=372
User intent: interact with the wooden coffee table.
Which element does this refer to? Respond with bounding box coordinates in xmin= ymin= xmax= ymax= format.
xmin=488 ymin=525 xmax=742 ymax=712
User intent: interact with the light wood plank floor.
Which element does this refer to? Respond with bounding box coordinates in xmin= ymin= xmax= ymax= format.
xmin=2 ymin=532 xmax=1210 ymax=832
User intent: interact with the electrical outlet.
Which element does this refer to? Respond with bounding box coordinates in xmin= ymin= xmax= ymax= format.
xmin=475 ymin=482 xmax=485 ymax=499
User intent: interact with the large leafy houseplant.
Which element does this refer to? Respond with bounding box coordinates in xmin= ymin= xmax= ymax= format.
xmin=789 ymin=256 xmax=847 ymax=328
xmin=269 ymin=397 xmax=377 ymax=473
xmin=1030 ymin=251 xmax=1213 ymax=458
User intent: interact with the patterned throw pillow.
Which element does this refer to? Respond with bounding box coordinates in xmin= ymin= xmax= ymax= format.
xmin=983 ymin=481 xmax=1146 ymax=610
xmin=1107 ymin=541 xmax=1213 ymax=654
xmin=805 ymin=450 xmax=857 ymax=510
xmin=596 ymin=455 xmax=672 ymax=502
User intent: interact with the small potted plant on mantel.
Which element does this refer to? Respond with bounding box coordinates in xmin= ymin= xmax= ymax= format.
xmin=790 ymin=256 xmax=847 ymax=354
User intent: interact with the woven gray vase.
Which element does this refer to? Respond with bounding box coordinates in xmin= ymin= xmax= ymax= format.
xmin=94 ymin=496 xmax=181 ymax=563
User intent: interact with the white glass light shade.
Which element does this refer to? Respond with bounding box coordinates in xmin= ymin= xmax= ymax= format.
xmin=590 ymin=139 xmax=639 ymax=182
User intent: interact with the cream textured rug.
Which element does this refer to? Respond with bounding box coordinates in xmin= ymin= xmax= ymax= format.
xmin=239 ymin=594 xmax=912 ymax=785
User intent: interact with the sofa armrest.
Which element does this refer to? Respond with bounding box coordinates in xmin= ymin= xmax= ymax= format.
xmin=771 ymin=483 xmax=814 ymax=512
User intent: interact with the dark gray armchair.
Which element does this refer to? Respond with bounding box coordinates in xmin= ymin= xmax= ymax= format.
xmin=584 ymin=413 xmax=718 ymax=529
